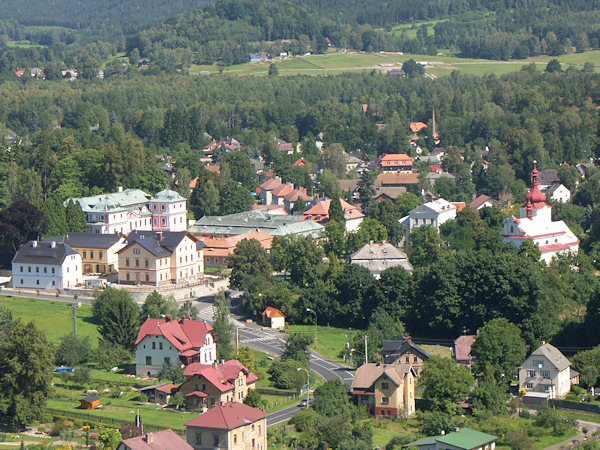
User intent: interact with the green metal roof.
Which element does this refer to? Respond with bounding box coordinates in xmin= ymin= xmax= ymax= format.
xmin=435 ymin=428 xmax=498 ymax=449
xmin=405 ymin=436 xmax=437 ymax=447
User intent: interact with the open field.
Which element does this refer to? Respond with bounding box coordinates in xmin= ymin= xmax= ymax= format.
xmin=287 ymin=324 xmax=349 ymax=363
xmin=189 ymin=48 xmax=600 ymax=78
xmin=0 ymin=295 xmax=100 ymax=345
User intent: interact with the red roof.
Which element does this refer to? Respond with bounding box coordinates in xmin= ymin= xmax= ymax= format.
xmin=262 ymin=306 xmax=285 ymax=319
xmin=302 ymin=198 xmax=364 ymax=223
xmin=259 ymin=177 xmax=284 ymax=191
xmin=206 ymin=165 xmax=220 ymax=173
xmin=185 ymin=402 xmax=267 ymax=430
xmin=410 ymin=122 xmax=428 ymax=133
xmin=454 ymin=335 xmax=476 ymax=361
xmin=189 ymin=177 xmax=199 ymax=189
xmin=183 ymin=360 xmax=259 ymax=392
xmin=135 ymin=318 xmax=214 ymax=353
xmin=156 ymin=383 xmax=178 ymax=394
xmin=452 ymin=202 xmax=466 ymax=212
xmin=119 ymin=429 xmax=192 ymax=450
xmin=185 ymin=391 xmax=208 ymax=398
xmin=380 ymin=154 xmax=413 ymax=167
xmin=429 ymin=164 xmax=442 ymax=172
xmin=293 ymin=157 xmax=307 ymax=166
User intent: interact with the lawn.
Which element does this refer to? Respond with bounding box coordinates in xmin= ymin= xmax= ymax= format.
xmin=420 ymin=344 xmax=453 ymax=359
xmin=0 ymin=295 xmax=100 ymax=345
xmin=286 ymin=324 xmax=350 ymax=363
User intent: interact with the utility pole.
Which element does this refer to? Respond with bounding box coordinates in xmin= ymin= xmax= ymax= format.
xmin=364 ymin=335 xmax=368 ymax=364
xmin=236 ymin=327 xmax=239 ymax=355
xmin=72 ymin=303 xmax=78 ymax=337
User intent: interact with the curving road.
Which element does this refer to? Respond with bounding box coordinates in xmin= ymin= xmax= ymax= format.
xmin=192 ymin=295 xmax=355 ymax=426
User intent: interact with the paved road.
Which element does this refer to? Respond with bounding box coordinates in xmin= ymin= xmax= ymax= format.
xmin=1 ymin=287 xmax=94 ymax=305
xmin=192 ymin=295 xmax=355 ymax=426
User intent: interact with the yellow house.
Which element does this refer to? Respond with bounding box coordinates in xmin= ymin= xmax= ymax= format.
xmin=178 ymin=360 xmax=258 ymax=410
xmin=351 ymin=363 xmax=416 ymax=418
xmin=42 ymin=233 xmax=125 ymax=274
xmin=117 ymin=231 xmax=204 ymax=285
xmin=185 ymin=402 xmax=267 ymax=450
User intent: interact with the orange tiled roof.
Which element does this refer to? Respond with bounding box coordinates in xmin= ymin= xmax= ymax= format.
xmin=302 ymin=198 xmax=365 ymax=223
xmin=380 ymin=153 xmax=413 ymax=167
xmin=410 ymin=122 xmax=427 ymax=133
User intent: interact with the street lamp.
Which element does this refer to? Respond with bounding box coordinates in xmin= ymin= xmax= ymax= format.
xmin=297 ymin=367 xmax=310 ymax=409
xmin=306 ymin=308 xmax=317 ymax=350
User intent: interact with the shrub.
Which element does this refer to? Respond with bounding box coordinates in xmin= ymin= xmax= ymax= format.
xmin=290 ymin=409 xmax=319 ymax=432
xmin=506 ymin=431 xmax=536 ymax=450
xmin=534 ymin=407 xmax=575 ymax=435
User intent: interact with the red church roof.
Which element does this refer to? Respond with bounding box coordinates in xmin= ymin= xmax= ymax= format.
xmin=135 ymin=318 xmax=214 ymax=353
xmin=185 ymin=402 xmax=267 ymax=430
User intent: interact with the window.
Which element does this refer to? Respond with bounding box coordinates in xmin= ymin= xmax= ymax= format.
xmin=525 ymin=382 xmax=533 ymax=389
xmin=381 ymin=396 xmax=390 ymax=404
xmin=252 ymin=424 xmax=255 ymax=432
xmin=126 ymin=273 xmax=130 ymax=281
xmin=234 ymin=434 xmax=237 ymax=444
xmin=542 ymin=370 xmax=550 ymax=378
xmin=20 ymin=279 xmax=23 ymax=284
xmin=36 ymin=279 xmax=39 ymax=285
xmin=135 ymin=259 xmax=139 ymax=267
xmin=28 ymin=266 xmax=31 ymax=272
xmin=152 ymin=342 xmax=156 ymax=350
xmin=164 ymin=357 xmax=170 ymax=365
xmin=528 ymin=370 xmax=537 ymax=377
xmin=195 ymin=433 xmax=202 ymax=445
xmin=133 ymin=248 xmax=140 ymax=255
xmin=162 ymin=218 xmax=166 ymax=226
xmin=145 ymin=259 xmax=149 ymax=268
xmin=414 ymin=356 xmax=418 ymax=363
xmin=405 ymin=356 xmax=410 ymax=363
xmin=90 ymin=251 xmax=94 ymax=259
xmin=146 ymin=356 xmax=152 ymax=365
xmin=52 ymin=268 xmax=55 ymax=273
xmin=213 ymin=434 xmax=219 ymax=446
xmin=83 ymin=251 xmax=87 ymax=258
xmin=381 ymin=382 xmax=389 ymax=389
xmin=159 ymin=342 xmax=163 ymax=350
xmin=126 ymin=258 xmax=130 ymax=267
xmin=145 ymin=273 xmax=149 ymax=282
xmin=44 ymin=267 xmax=47 ymax=273
xmin=258 ymin=425 xmax=262 ymax=436
xmin=52 ymin=280 xmax=55 ymax=286
xmin=19 ymin=266 xmax=23 ymax=272
xmin=544 ymin=385 xmax=550 ymax=392
xmin=99 ymin=251 xmax=103 ymax=258
xmin=202 ymin=383 xmax=206 ymax=391
xmin=252 ymin=438 xmax=255 ymax=448
xmin=533 ymin=360 xmax=543 ymax=367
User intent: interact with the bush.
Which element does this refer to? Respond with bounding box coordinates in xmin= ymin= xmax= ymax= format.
xmin=534 ymin=407 xmax=575 ymax=435
xmin=95 ymin=342 xmax=131 ymax=370
xmin=51 ymin=421 xmax=66 ymax=437
xmin=267 ymin=359 xmax=304 ymax=390
xmin=572 ymin=385 xmax=586 ymax=396
xmin=506 ymin=431 xmax=536 ymax=450
xmin=388 ymin=434 xmax=417 ymax=449
xmin=290 ymin=408 xmax=319 ymax=432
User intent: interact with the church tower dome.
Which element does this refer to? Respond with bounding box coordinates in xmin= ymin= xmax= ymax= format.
xmin=524 ymin=161 xmax=547 ymax=209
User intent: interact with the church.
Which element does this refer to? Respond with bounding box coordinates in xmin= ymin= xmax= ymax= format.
xmin=501 ymin=163 xmax=579 ymax=263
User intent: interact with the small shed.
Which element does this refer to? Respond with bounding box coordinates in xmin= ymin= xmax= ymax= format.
xmin=80 ymin=395 xmax=100 ymax=410
xmin=137 ymin=383 xmax=177 ymax=404
xmin=262 ymin=306 xmax=286 ymax=329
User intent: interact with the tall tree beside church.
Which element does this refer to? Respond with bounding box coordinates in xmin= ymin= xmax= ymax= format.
xmin=65 ymin=200 xmax=89 ymax=232
xmin=213 ymin=290 xmax=235 ymax=360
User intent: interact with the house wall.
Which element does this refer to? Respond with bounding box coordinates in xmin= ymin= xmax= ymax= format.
xmin=550 ymin=185 xmax=570 ymax=203
xmin=12 ymin=253 xmax=82 ymax=290
xmin=187 ymin=419 xmax=266 ymax=450
xmin=135 ymin=335 xmax=181 ymax=376
xmin=180 ymin=366 xmax=252 ymax=409
xmin=519 ymin=355 xmax=571 ymax=399
xmin=150 ymin=200 xmax=187 ymax=232
xmin=75 ymin=241 xmax=125 ymax=274
xmin=118 ymin=243 xmax=171 ymax=285
xmin=268 ymin=316 xmax=285 ymax=329
xmin=170 ymin=236 xmax=202 ymax=282
xmin=345 ymin=217 xmax=363 ymax=233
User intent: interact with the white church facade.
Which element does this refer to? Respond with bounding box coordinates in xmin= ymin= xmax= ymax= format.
xmin=502 ymin=164 xmax=579 ymax=264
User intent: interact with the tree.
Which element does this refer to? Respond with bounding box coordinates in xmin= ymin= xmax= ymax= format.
xmin=267 ymin=358 xmax=306 ymax=389
xmin=402 ymin=59 xmax=425 ymax=78
xmin=470 ymin=318 xmax=527 ymax=385
xmin=420 ymin=356 xmax=474 ymax=413
xmin=65 ymin=200 xmax=89 ymax=232
xmin=284 ymin=236 xmax=324 ymax=286
xmin=72 ymin=366 xmax=92 ymax=387
xmin=222 ymin=151 xmax=256 ymax=190
xmin=228 ymin=238 xmax=272 ymax=292
xmin=0 ymin=320 xmax=53 ymax=426
xmin=99 ymin=429 xmax=122 ymax=449
xmin=190 ymin=178 xmax=220 ymax=219
xmin=93 ymin=288 xmax=140 ymax=351
xmin=178 ymin=301 xmax=199 ymax=320
xmin=236 ymin=346 xmax=256 ymax=372
xmin=213 ymin=290 xmax=235 ymax=360
xmin=534 ymin=407 xmax=574 ymax=435
xmin=417 ymin=410 xmax=458 ymax=436
xmin=0 ymin=306 xmax=14 ymax=344
xmin=292 ymin=197 xmax=306 ymax=213
xmin=244 ymin=389 xmax=265 ymax=409
xmin=281 ymin=333 xmax=312 ymax=367
xmin=157 ymin=361 xmax=185 ymax=384
xmin=55 ymin=334 xmax=92 ymax=367
xmin=219 ymin=181 xmax=252 ymax=215
xmin=545 ymin=59 xmax=563 ymax=73
xmin=357 ymin=170 xmax=377 ymax=209
xmin=313 ymin=380 xmax=353 ymax=418
xmin=268 ymin=63 xmax=279 ymax=76
xmin=0 ymin=201 xmax=48 ymax=268
xmin=140 ymin=291 xmax=177 ymax=320
xmin=320 ymin=170 xmax=342 ymax=199
xmin=351 ymin=308 xmax=405 ymax=364
xmin=321 ymin=144 xmax=346 ymax=178
xmin=470 ymin=379 xmax=509 ymax=416
xmin=329 ymin=196 xmax=345 ymax=222
xmin=95 ymin=342 xmax=131 ymax=370
xmin=571 ymin=346 xmax=600 ymax=388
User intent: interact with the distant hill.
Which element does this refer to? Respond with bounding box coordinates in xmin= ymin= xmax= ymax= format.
xmin=0 ymin=0 xmax=213 ymax=33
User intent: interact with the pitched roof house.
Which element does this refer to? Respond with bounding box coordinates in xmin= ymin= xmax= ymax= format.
xmin=262 ymin=306 xmax=286 ymax=329
xmin=380 ymin=154 xmax=413 ymax=173
xmin=200 ymin=230 xmax=273 ymax=268
xmin=410 ymin=122 xmax=428 ymax=133
xmin=134 ymin=317 xmax=216 ymax=376
xmin=352 ymin=363 xmax=416 ymax=418
xmin=179 ymin=360 xmax=259 ymax=410
xmin=405 ymin=427 xmax=498 ymax=449
xmin=302 ymin=198 xmax=364 ymax=231
xmin=117 ymin=429 xmax=192 ymax=450
xmin=185 ymin=402 xmax=267 ymax=449
xmin=519 ymin=342 xmax=579 ymax=400
xmin=454 ymin=335 xmax=476 ymax=366
xmin=375 ymin=173 xmax=419 ymax=188
xmin=12 ymin=240 xmax=82 ymax=290
xmin=469 ymin=195 xmax=501 ymax=210
xmin=382 ymin=337 xmax=431 ymax=376
xmin=399 ymin=198 xmax=457 ymax=237
xmin=350 ymin=242 xmax=412 ymax=277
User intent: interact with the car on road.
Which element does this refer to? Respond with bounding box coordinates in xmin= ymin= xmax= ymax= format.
xmin=298 ymin=397 xmax=314 ymax=407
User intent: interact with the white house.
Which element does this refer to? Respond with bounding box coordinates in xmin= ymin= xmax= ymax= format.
xmin=399 ymin=198 xmax=457 ymax=236
xmin=12 ymin=240 xmax=82 ymax=290
xmin=519 ymin=343 xmax=579 ymax=399
xmin=350 ymin=242 xmax=412 ymax=277
xmin=135 ymin=317 xmax=216 ymax=377
xmin=502 ymin=164 xmax=579 ymax=263
xmin=69 ymin=188 xmax=187 ymax=234
xmin=543 ymin=183 xmax=571 ymax=203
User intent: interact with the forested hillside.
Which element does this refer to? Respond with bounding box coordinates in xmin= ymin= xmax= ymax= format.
xmin=0 ymin=0 xmax=209 ymax=33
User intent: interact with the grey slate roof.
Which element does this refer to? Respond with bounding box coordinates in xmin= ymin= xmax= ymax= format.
xmin=121 ymin=231 xmax=195 ymax=257
xmin=150 ymin=189 xmax=185 ymax=202
xmin=12 ymin=240 xmax=79 ymax=265
xmin=188 ymin=210 xmax=324 ymax=237
xmin=41 ymin=233 xmax=122 ymax=249
xmin=69 ymin=189 xmax=151 ymax=213
xmin=382 ymin=337 xmax=431 ymax=364
xmin=527 ymin=343 xmax=571 ymax=371
xmin=350 ymin=243 xmax=412 ymax=273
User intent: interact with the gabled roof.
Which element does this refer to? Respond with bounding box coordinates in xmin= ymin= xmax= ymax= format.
xmin=41 ymin=233 xmax=123 ymax=250
xmin=301 ymin=198 xmax=365 ymax=223
xmin=135 ymin=318 xmax=214 ymax=353
xmin=409 ymin=198 xmax=456 ymax=215
xmin=183 ymin=359 xmax=259 ymax=392
xmin=470 ymin=195 xmax=500 ymax=210
xmin=12 ymin=240 xmax=79 ymax=265
xmin=259 ymin=178 xmax=285 ymax=191
xmin=350 ymin=243 xmax=412 ymax=272
xmin=185 ymin=402 xmax=266 ymax=430
xmin=69 ymin=189 xmax=150 ymax=213
xmin=454 ymin=335 xmax=476 ymax=361
xmin=120 ymin=231 xmax=197 ymax=257
xmin=382 ymin=337 xmax=430 ymax=364
xmin=352 ymin=363 xmax=414 ymax=391
xmin=407 ymin=428 xmax=498 ymax=450
xmin=380 ymin=154 xmax=413 ymax=165
xmin=199 ymin=230 xmax=273 ymax=252
xmin=376 ymin=173 xmax=419 ymax=186
xmin=284 ymin=188 xmax=312 ymax=202
xmin=262 ymin=306 xmax=285 ymax=318
xmin=524 ymin=343 xmax=570 ymax=371
xmin=538 ymin=169 xmax=560 ymax=184
xmin=119 ymin=429 xmax=192 ymax=450
xmin=547 ymin=183 xmax=568 ymax=195
xmin=410 ymin=122 xmax=427 ymax=133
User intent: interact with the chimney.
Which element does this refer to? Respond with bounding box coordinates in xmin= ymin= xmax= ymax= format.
xmin=165 ymin=314 xmax=171 ymax=322
xmin=32 ymin=240 xmax=38 ymax=248
xmin=213 ymin=361 xmax=218 ymax=369
xmin=143 ymin=434 xmax=152 ymax=444
xmin=50 ymin=241 xmax=56 ymax=248
xmin=405 ymin=336 xmax=412 ymax=343
xmin=117 ymin=186 xmax=123 ymax=193
xmin=157 ymin=232 xmax=163 ymax=241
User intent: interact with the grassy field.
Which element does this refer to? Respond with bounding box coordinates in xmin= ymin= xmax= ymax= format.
xmin=0 ymin=295 xmax=100 ymax=345
xmin=287 ymin=324 xmax=349 ymax=363
xmin=188 ymin=48 xmax=600 ymax=78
